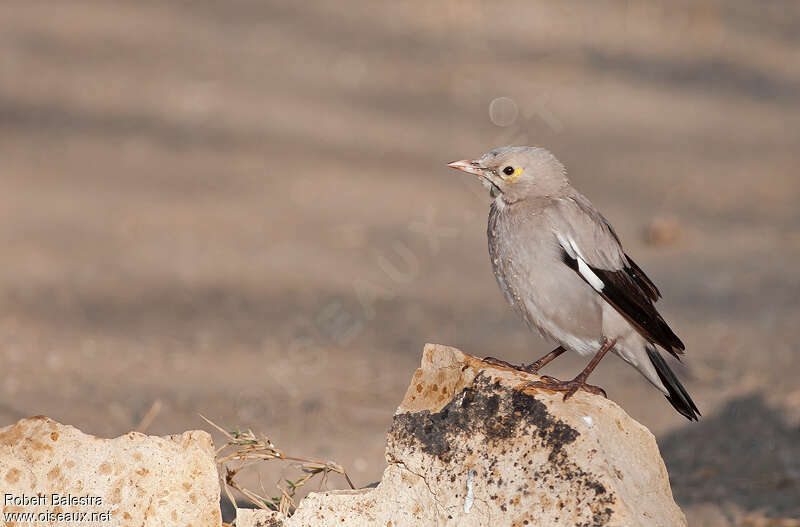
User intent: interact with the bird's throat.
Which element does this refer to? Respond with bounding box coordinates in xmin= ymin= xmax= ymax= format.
xmin=479 ymin=176 xmax=502 ymax=198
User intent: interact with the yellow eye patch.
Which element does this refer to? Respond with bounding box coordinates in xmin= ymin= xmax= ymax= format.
xmin=502 ymin=167 xmax=524 ymax=182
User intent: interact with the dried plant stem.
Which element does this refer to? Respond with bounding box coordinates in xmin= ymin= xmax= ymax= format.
xmin=200 ymin=415 xmax=355 ymax=515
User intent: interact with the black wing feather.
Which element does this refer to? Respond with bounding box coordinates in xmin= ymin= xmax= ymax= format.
xmin=560 ymin=248 xmax=684 ymax=358
xmin=624 ymin=255 xmax=661 ymax=301
xmin=594 ymin=209 xmax=661 ymax=302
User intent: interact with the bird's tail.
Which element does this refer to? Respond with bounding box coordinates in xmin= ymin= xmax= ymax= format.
xmin=646 ymin=345 xmax=700 ymax=421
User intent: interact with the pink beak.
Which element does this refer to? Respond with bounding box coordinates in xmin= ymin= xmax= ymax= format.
xmin=447 ymin=159 xmax=486 ymax=176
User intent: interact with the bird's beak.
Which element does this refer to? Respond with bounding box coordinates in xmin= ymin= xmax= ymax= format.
xmin=448 ymin=158 xmax=503 ymax=196
xmin=447 ymin=159 xmax=487 ymax=177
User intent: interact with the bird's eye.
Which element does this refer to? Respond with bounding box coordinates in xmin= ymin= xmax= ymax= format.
xmin=502 ymin=166 xmax=514 ymax=176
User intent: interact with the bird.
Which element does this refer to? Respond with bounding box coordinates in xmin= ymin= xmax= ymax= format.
xmin=447 ymin=146 xmax=700 ymax=421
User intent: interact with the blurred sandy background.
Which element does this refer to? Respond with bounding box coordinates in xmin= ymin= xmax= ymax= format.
xmin=1 ymin=1 xmax=799 ymax=524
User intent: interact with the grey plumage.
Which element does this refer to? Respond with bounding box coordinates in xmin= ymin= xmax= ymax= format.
xmin=448 ymin=146 xmax=699 ymax=420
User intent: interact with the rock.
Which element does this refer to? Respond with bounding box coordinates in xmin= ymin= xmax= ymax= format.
xmin=0 ymin=416 xmax=221 ymax=527
xmin=238 ymin=344 xmax=686 ymax=527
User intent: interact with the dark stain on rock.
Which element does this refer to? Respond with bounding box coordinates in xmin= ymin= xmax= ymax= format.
xmin=585 ymin=479 xmax=607 ymax=495
xmin=391 ymin=374 xmax=578 ymax=463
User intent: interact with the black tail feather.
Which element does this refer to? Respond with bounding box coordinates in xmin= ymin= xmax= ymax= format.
xmin=646 ymin=346 xmax=700 ymax=421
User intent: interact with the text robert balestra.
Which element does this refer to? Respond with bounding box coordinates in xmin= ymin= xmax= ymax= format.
xmin=4 ymin=493 xmax=104 ymax=506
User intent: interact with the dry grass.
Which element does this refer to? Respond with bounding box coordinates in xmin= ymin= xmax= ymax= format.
xmin=201 ymin=415 xmax=355 ymax=517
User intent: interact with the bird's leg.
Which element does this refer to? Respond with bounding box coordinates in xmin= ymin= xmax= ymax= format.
xmin=522 ymin=337 xmax=617 ymax=401
xmin=521 ymin=346 xmax=566 ymax=373
xmin=483 ymin=346 xmax=565 ymax=373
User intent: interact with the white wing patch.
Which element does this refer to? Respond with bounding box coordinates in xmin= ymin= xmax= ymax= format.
xmin=577 ymin=258 xmax=605 ymax=292
xmin=556 ymin=233 xmax=605 ymax=292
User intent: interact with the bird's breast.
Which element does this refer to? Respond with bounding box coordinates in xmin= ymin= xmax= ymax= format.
xmin=487 ymin=202 xmax=604 ymax=353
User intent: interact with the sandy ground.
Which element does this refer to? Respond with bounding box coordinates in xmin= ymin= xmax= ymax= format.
xmin=1 ymin=1 xmax=799 ymax=524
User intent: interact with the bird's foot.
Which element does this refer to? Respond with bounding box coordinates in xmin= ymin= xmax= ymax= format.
xmin=520 ymin=358 xmax=547 ymax=374
xmin=522 ymin=375 xmax=607 ymax=401
xmin=482 ymin=356 xmax=541 ymax=374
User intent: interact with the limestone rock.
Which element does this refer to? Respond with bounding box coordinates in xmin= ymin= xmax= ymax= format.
xmin=238 ymin=343 xmax=686 ymax=527
xmin=0 ymin=416 xmax=221 ymax=527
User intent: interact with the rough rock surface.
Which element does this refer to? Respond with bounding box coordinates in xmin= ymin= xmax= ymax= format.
xmin=238 ymin=343 xmax=686 ymax=527
xmin=0 ymin=416 xmax=221 ymax=527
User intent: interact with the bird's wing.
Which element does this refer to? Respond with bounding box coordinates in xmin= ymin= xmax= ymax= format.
xmin=548 ymin=196 xmax=684 ymax=358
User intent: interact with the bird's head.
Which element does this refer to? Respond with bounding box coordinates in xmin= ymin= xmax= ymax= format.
xmin=447 ymin=146 xmax=569 ymax=203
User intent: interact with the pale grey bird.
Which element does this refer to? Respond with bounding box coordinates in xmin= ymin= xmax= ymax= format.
xmin=448 ymin=146 xmax=699 ymax=420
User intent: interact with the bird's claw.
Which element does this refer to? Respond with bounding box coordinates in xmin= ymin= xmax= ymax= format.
xmin=482 ymin=356 xmax=541 ymax=374
xmin=519 ymin=362 xmax=542 ymax=374
xmin=482 ymin=356 xmax=519 ymax=370
xmin=522 ymin=377 xmax=607 ymax=400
